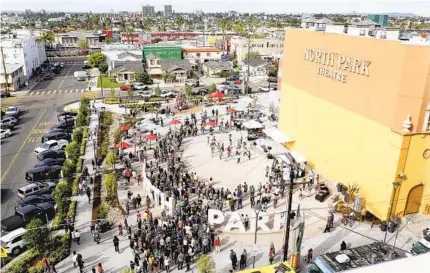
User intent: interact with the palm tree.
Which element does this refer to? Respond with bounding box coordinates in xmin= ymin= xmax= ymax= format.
xmin=40 ymin=31 xmax=55 ymax=49
xmin=216 ymin=18 xmax=231 ymax=54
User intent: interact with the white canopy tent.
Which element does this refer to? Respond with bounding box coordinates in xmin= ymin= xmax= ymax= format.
xmin=290 ymin=150 xmax=307 ymax=163
xmin=263 ymin=127 xmax=295 ymax=143
xmin=243 ymin=120 xmax=264 ymax=129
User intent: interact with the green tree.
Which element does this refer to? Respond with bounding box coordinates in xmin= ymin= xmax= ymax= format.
xmin=185 ymin=85 xmax=192 ymax=97
xmin=110 ymin=88 xmax=116 ymax=98
xmin=209 ymin=83 xmax=216 ymax=93
xmin=103 ymin=173 xmax=117 ymax=197
xmin=175 ymin=16 xmax=184 ymax=30
xmin=135 ymin=72 xmax=153 ymax=84
xmin=61 ymin=159 xmax=76 ymax=178
xmin=245 ymin=52 xmax=262 ymax=60
xmin=40 ymin=31 xmax=55 ymax=49
xmin=196 ymin=255 xmax=216 ymax=273
xmin=104 ymin=151 xmax=117 ymax=170
xmin=127 ymin=88 xmax=133 ymax=98
xmin=65 ymin=141 xmax=80 ymax=162
xmin=154 ymin=86 xmax=161 ymax=96
xmin=53 ymin=179 xmax=71 ymax=213
xmin=99 ymin=62 xmax=108 ymax=73
xmin=269 ymin=60 xmax=279 ymax=77
xmin=77 ymin=38 xmax=89 ymax=50
xmin=72 ymin=127 xmax=83 ymax=144
xmin=24 ymin=218 xmax=49 ymax=252
xmin=88 ymin=52 xmax=107 ymax=68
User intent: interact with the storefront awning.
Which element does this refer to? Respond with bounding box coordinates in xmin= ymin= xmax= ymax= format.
xmin=263 ymin=127 xmax=295 ymax=144
xmin=243 ymin=120 xmax=264 ymax=129
xmin=290 ymin=150 xmax=307 ymax=164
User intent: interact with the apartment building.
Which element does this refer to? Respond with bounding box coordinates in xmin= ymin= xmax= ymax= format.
xmin=0 ymin=64 xmax=25 ymax=92
xmin=230 ymin=37 xmax=284 ymax=62
xmin=182 ymin=47 xmax=222 ymax=68
xmin=56 ymin=31 xmax=103 ymax=49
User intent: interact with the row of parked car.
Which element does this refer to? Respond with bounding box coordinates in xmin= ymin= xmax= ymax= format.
xmin=0 ymin=111 xmax=78 ymax=256
xmin=40 ymin=62 xmax=64 ymax=82
xmin=1 ymin=106 xmax=21 ymax=139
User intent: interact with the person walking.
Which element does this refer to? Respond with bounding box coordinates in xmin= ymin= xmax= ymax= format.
xmin=97 ymin=263 xmax=104 ymax=273
xmin=307 ymin=248 xmax=313 ymax=263
xmin=177 ymin=252 xmax=184 ymax=270
xmin=269 ymin=247 xmax=275 ymax=264
xmin=214 ymin=236 xmax=221 ymax=253
xmin=340 ymin=241 xmax=347 ymax=251
xmin=185 ymin=252 xmax=191 ymax=272
xmin=239 ymin=249 xmax=247 ymax=269
xmin=74 ymin=229 xmax=81 ymax=245
xmin=230 ymin=250 xmax=237 ymax=271
xmin=329 ymin=212 xmax=334 ymax=228
xmin=113 ymin=235 xmax=120 ymax=252
xmin=86 ymin=186 xmax=91 ymax=203
xmin=164 ymin=256 xmax=171 ymax=273
xmin=72 ymin=251 xmax=78 ymax=267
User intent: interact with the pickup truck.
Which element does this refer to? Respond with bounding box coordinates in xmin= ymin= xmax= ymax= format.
xmin=34 ymin=139 xmax=68 ymax=154
xmin=1 ymin=204 xmax=53 ymax=233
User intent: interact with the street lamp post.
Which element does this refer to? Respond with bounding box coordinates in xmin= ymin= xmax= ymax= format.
xmin=283 ymin=168 xmax=295 ymax=261
xmin=252 ymin=194 xmax=263 ymax=268
xmin=383 ymin=181 xmax=401 ymax=243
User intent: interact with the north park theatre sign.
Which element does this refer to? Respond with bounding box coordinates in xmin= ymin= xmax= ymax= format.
xmin=304 ymin=48 xmax=371 ymax=83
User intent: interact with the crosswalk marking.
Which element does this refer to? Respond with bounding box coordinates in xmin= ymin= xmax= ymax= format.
xmin=46 ymin=91 xmax=52 ymax=95
xmin=52 ymin=90 xmax=57 ymax=94
xmin=76 ymin=89 xmax=80 ymax=93
xmin=65 ymin=90 xmax=69 ymax=93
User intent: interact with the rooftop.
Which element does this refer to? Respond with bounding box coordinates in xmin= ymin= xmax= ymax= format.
xmin=182 ymin=47 xmax=222 ymax=53
xmin=143 ymin=43 xmax=181 ymax=48
xmin=0 ymin=64 xmax=23 ymax=74
xmin=315 ymin=242 xmax=403 ymax=272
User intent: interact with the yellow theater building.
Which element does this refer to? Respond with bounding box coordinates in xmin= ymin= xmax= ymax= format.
xmin=279 ymin=29 xmax=430 ymax=221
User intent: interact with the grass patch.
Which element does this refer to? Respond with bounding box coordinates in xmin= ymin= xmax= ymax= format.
xmin=97 ymin=76 xmax=122 ymax=88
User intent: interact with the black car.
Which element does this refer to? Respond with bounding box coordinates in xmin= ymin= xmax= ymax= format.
xmin=0 ymin=122 xmax=14 ymax=131
xmin=41 ymin=131 xmax=71 ymax=143
xmin=49 ymin=119 xmax=75 ymax=132
xmin=227 ymin=75 xmax=240 ymax=81
xmin=25 ymin=165 xmax=62 ymax=182
xmin=15 ymin=194 xmax=55 ymax=209
xmin=36 ymin=150 xmax=65 ymax=161
xmin=35 ymin=158 xmax=65 ymax=167
xmin=1 ymin=204 xmax=53 ymax=233
xmin=57 ymin=111 xmax=78 ymax=119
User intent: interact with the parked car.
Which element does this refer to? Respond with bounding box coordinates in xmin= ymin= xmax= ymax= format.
xmin=25 ymin=165 xmax=62 ymax=182
xmin=0 ymin=129 xmax=11 ymax=139
xmin=1 ymin=204 xmax=54 ymax=233
xmin=41 ymin=132 xmax=71 ymax=143
xmin=192 ymin=88 xmax=209 ymax=95
xmin=1 ymin=116 xmax=18 ymax=126
xmin=160 ymin=90 xmax=175 ymax=98
xmin=408 ymin=236 xmax=430 ymax=256
xmin=57 ymin=114 xmax=76 ymax=122
xmin=185 ymin=79 xmax=200 ymax=87
xmin=258 ymin=85 xmax=276 ymax=92
xmin=227 ymin=75 xmax=240 ymax=81
xmin=268 ymin=76 xmax=278 ymax=83
xmin=227 ymin=85 xmax=241 ymax=94
xmin=40 ymin=74 xmax=54 ymax=81
xmin=57 ymin=111 xmax=78 ymax=119
xmin=5 ymin=106 xmax=20 ymax=116
xmin=133 ymin=83 xmax=149 ymax=91
xmin=17 ymin=182 xmax=57 ymax=199
xmin=35 ymin=158 xmax=65 ymax=168
xmin=0 ymin=228 xmax=27 ymax=255
xmin=34 ymin=139 xmax=68 ymax=154
xmin=137 ymin=90 xmax=154 ymax=98
xmin=49 ymin=119 xmax=75 ymax=132
xmin=0 ymin=121 xmax=14 ymax=131
xmin=36 ymin=150 xmax=66 ymax=161
xmin=15 ymin=194 xmax=55 ymax=210
xmin=120 ymin=84 xmax=134 ymax=91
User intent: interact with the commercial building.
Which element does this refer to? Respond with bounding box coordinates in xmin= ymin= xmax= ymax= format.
xmin=164 ymin=5 xmax=173 ymax=17
xmin=230 ymin=37 xmax=284 ymax=62
xmin=367 ymin=14 xmax=389 ymax=27
xmin=142 ymin=5 xmax=155 ymax=16
xmin=142 ymin=44 xmax=182 ymax=62
xmin=279 ymin=28 xmax=430 ymax=221
xmin=0 ymin=33 xmax=46 ymax=81
xmin=55 ymin=31 xmax=103 ymax=49
xmin=144 ymin=32 xmax=199 ymax=42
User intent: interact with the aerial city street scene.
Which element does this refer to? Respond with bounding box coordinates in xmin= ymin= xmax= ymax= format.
xmin=0 ymin=0 xmax=429 ymax=273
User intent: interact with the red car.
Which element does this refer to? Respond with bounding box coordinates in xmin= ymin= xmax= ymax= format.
xmin=234 ymin=80 xmax=242 ymax=85
xmin=120 ymin=85 xmax=134 ymax=91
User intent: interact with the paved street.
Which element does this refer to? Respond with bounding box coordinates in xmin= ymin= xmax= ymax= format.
xmin=0 ymin=91 xmax=88 ymax=218
xmin=32 ymin=61 xmax=88 ymax=92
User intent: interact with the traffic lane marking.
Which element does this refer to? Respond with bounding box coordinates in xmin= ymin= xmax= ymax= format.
xmin=1 ymin=108 xmax=46 ymax=182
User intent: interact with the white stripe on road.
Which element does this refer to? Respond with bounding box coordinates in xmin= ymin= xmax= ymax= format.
xmin=46 ymin=90 xmax=52 ymax=95
xmin=75 ymin=89 xmax=79 ymax=93
xmin=80 ymin=89 xmax=85 ymax=92
xmin=64 ymin=90 xmax=70 ymax=93
xmin=52 ymin=90 xmax=57 ymax=94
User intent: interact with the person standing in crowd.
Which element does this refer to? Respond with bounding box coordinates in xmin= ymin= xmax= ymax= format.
xmin=214 ymin=237 xmax=221 ymax=253
xmin=341 ymin=241 xmax=347 ymax=251
xmin=113 ymin=235 xmax=120 ymax=252
xmin=240 ymin=249 xmax=247 ymax=269
xmin=307 ymin=248 xmax=313 ymax=263
xmin=230 ymin=250 xmax=238 ymax=270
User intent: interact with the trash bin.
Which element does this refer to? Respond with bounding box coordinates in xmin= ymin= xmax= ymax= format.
xmin=380 ymin=221 xmax=388 ymax=232
xmin=388 ymin=222 xmax=396 ymax=233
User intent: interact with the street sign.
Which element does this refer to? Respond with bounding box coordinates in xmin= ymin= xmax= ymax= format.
xmin=252 ymin=244 xmax=258 ymax=257
xmin=0 ymin=247 xmax=7 ymax=258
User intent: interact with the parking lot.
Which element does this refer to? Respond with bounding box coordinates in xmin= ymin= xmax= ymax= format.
xmin=31 ymin=60 xmax=88 ymax=93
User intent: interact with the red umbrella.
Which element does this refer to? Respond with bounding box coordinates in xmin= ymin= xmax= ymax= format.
xmin=227 ymin=108 xmax=237 ymax=113
xmin=210 ymin=90 xmax=224 ymax=99
xmin=206 ymin=121 xmax=217 ymax=127
xmin=119 ymin=125 xmax=130 ymax=131
xmin=144 ymin=134 xmax=158 ymax=140
xmin=169 ymin=119 xmax=181 ymax=125
xmin=115 ymin=141 xmax=131 ymax=149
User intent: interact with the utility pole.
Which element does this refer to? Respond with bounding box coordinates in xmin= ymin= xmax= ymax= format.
xmin=1 ymin=47 xmax=10 ymax=96
xmin=245 ymin=16 xmax=252 ymax=95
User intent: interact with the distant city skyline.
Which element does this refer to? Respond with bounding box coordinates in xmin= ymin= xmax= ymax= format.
xmin=1 ymin=0 xmax=430 ymax=16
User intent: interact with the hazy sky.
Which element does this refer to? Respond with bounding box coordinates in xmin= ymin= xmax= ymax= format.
xmin=2 ymin=0 xmax=430 ymax=16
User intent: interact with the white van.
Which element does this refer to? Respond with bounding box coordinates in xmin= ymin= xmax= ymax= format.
xmin=0 ymin=227 xmax=27 ymax=255
xmin=74 ymin=71 xmax=89 ymax=81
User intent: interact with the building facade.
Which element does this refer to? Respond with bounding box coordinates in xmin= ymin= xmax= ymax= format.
xmin=142 ymin=5 xmax=155 ymax=16
xmin=279 ymin=29 xmax=430 ymax=221
xmin=230 ymin=37 xmax=284 ymax=62
xmin=0 ymin=64 xmax=25 ymax=92
xmin=182 ymin=47 xmax=222 ymax=67
xmin=0 ymin=34 xmax=46 ymax=80
xmin=164 ymin=5 xmax=173 ymax=17
xmin=367 ymin=14 xmax=389 ymax=27
xmin=142 ymin=44 xmax=182 ymax=62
